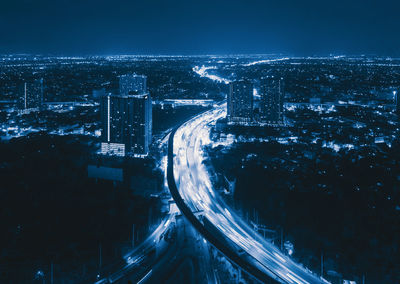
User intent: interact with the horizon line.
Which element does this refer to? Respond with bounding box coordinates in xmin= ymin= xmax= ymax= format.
xmin=0 ymin=53 xmax=399 ymax=59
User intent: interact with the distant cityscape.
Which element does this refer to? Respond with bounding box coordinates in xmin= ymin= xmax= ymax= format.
xmin=13 ymin=72 xmax=294 ymax=155
xmin=0 ymin=55 xmax=399 ymax=284
xmin=228 ymin=77 xmax=285 ymax=126
xmin=2 ymin=0 xmax=400 ymax=282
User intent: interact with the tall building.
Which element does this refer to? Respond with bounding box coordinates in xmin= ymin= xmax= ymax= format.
xmin=260 ymin=77 xmax=285 ymax=125
xmin=395 ymin=90 xmax=400 ymax=115
xmin=227 ymin=80 xmax=254 ymax=124
xmin=100 ymin=93 xmax=152 ymax=157
xmin=119 ymin=74 xmax=147 ymax=96
xmin=19 ymin=78 xmax=44 ymax=111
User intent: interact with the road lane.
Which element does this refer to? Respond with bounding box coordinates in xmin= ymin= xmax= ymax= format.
xmin=171 ymin=103 xmax=329 ymax=284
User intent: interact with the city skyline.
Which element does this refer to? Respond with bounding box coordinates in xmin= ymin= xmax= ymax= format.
xmin=0 ymin=0 xmax=399 ymax=282
xmin=0 ymin=53 xmax=398 ymax=284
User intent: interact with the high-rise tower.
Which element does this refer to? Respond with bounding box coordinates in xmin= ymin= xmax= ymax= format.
xmin=19 ymin=78 xmax=44 ymax=111
xmin=100 ymin=74 xmax=152 ymax=157
xmin=227 ymin=79 xmax=254 ymax=124
xmin=260 ymin=77 xmax=285 ymax=125
xmin=119 ymin=74 xmax=147 ymax=96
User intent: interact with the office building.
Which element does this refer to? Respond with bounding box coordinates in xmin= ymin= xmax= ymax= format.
xmin=227 ymin=80 xmax=254 ymax=124
xmin=19 ymin=78 xmax=44 ymax=111
xmin=119 ymin=74 xmax=147 ymax=96
xmin=100 ymin=93 xmax=152 ymax=157
xmin=260 ymin=77 xmax=285 ymax=125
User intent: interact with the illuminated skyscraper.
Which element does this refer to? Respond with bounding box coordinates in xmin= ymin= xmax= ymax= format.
xmin=101 ymin=74 xmax=152 ymax=157
xmin=227 ymin=79 xmax=254 ymax=124
xmin=119 ymin=74 xmax=147 ymax=96
xmin=395 ymin=90 xmax=400 ymax=115
xmin=19 ymin=78 xmax=44 ymax=111
xmin=101 ymin=93 xmax=152 ymax=156
xmin=260 ymin=77 xmax=285 ymax=125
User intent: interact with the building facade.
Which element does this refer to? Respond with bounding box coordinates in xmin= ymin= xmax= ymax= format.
xmin=227 ymin=80 xmax=254 ymax=124
xmin=260 ymin=77 xmax=285 ymax=125
xmin=119 ymin=74 xmax=147 ymax=96
xmin=101 ymin=93 xmax=152 ymax=156
xmin=19 ymin=78 xmax=44 ymax=111
xmin=101 ymin=74 xmax=151 ymax=157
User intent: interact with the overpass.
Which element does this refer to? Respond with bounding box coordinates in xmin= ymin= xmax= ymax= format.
xmin=167 ymin=103 xmax=329 ymax=284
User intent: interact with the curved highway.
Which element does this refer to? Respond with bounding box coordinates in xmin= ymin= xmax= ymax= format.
xmin=94 ymin=214 xmax=176 ymax=284
xmin=168 ymin=103 xmax=329 ymax=284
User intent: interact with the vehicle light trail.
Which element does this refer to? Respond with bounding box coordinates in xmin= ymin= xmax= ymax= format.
xmin=94 ymin=214 xmax=175 ymax=284
xmin=170 ymin=102 xmax=329 ymax=284
xmin=93 ymin=130 xmax=176 ymax=284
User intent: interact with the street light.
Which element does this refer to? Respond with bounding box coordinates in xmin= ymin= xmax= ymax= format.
xmin=35 ymin=270 xmax=45 ymax=284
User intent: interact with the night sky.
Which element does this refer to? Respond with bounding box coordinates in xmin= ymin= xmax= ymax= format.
xmin=1 ymin=0 xmax=399 ymax=56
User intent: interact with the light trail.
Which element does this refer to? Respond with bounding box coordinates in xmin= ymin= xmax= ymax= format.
xmin=242 ymin=57 xmax=290 ymax=66
xmin=94 ymin=213 xmax=175 ymax=284
xmin=137 ymin=269 xmax=152 ymax=284
xmin=192 ymin=65 xmax=231 ymax=84
xmin=94 ymin=129 xmax=176 ymax=284
xmin=172 ymin=103 xmax=329 ymax=284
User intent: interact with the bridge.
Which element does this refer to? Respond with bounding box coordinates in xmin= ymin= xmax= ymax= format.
xmin=167 ymin=103 xmax=329 ymax=284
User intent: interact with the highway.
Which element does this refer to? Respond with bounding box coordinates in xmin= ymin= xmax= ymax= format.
xmin=91 ymin=128 xmax=219 ymax=284
xmin=169 ymin=103 xmax=330 ymax=284
xmin=93 ymin=213 xmax=177 ymax=284
xmin=92 ymin=131 xmax=178 ymax=284
xmin=144 ymin=215 xmax=218 ymax=284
